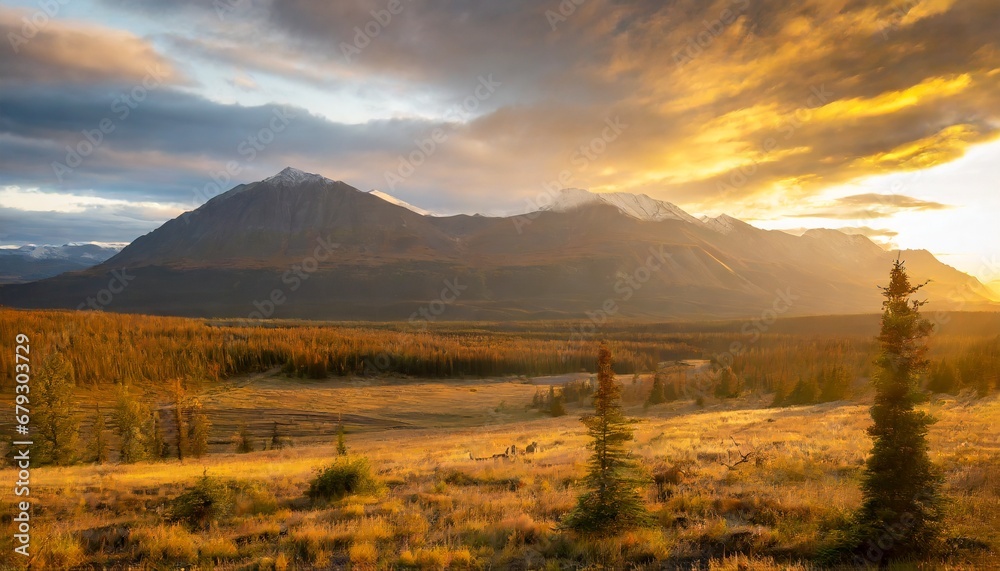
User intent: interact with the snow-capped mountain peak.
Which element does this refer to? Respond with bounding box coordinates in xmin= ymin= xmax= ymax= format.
xmin=701 ymin=214 xmax=744 ymax=235
xmin=368 ymin=190 xmax=434 ymax=216
xmin=262 ymin=167 xmax=331 ymax=187
xmin=544 ymin=188 xmax=701 ymax=224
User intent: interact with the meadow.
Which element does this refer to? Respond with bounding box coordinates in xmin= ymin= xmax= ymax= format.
xmin=1 ymin=309 xmax=999 ymax=569
xmin=2 ymin=372 xmax=998 ymax=569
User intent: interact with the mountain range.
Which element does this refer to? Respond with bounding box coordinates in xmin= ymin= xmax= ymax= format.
xmin=1 ymin=168 xmax=996 ymax=320
xmin=0 ymin=243 xmax=125 ymax=284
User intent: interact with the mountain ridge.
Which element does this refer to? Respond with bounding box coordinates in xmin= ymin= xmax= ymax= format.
xmin=1 ymin=168 xmax=995 ymax=319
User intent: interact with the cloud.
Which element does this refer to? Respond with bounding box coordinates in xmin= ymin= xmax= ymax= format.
xmin=0 ymin=205 xmax=169 ymax=245
xmin=0 ymin=84 xmax=450 ymax=204
xmin=835 ymin=194 xmax=950 ymax=211
xmin=0 ymin=6 xmax=184 ymax=85
xmin=786 ymin=193 xmax=952 ymax=220
xmin=3 ymin=0 xmax=1000 ymax=232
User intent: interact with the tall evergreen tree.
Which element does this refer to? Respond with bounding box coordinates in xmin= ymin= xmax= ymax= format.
xmin=549 ymin=392 xmax=567 ymax=417
xmin=114 ymin=386 xmax=153 ymax=463
xmin=663 ymin=377 xmax=678 ymax=402
xmin=646 ymin=372 xmax=667 ymax=406
xmin=87 ymin=404 xmax=110 ymax=464
xmin=838 ymin=260 xmax=944 ymax=561
xmin=234 ymin=424 xmax=255 ymax=454
xmin=564 ymin=343 xmax=652 ymax=534
xmin=714 ymin=367 xmax=741 ymax=399
xmin=35 ymin=352 xmax=79 ymax=465
xmin=819 ymin=366 xmax=850 ymax=403
xmin=188 ymin=399 xmax=211 ymax=458
xmin=270 ymin=422 xmax=290 ymax=450
xmin=150 ymin=410 xmax=169 ymax=459
xmin=172 ymin=378 xmax=189 ymax=461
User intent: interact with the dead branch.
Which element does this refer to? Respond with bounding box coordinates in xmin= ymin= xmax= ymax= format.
xmin=722 ymin=436 xmax=757 ymax=470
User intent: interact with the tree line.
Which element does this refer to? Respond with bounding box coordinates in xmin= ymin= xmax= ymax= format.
xmin=24 ymin=362 xmax=212 ymax=466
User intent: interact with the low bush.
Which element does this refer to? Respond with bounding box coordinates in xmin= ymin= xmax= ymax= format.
xmin=169 ymin=475 xmax=234 ymax=529
xmin=308 ymin=457 xmax=382 ymax=502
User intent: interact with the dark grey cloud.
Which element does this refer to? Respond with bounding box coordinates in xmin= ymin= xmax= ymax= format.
xmin=0 ymin=206 xmax=162 ymax=245
xmin=0 ymin=84 xmax=450 ymax=204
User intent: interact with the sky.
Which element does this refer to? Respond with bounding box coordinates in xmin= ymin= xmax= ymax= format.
xmin=0 ymin=0 xmax=998 ymax=283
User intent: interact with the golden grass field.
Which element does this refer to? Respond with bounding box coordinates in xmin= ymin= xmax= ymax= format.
xmin=2 ymin=372 xmax=999 ymax=570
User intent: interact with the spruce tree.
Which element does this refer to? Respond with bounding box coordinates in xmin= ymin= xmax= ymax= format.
xmin=234 ymin=424 xmax=255 ymax=453
xmin=663 ymin=377 xmax=678 ymax=402
xmin=114 ymin=386 xmax=153 ymax=463
xmin=819 ymin=366 xmax=850 ymax=403
xmin=172 ymin=378 xmax=189 ymax=461
xmin=188 ymin=399 xmax=211 ymax=458
xmin=34 ymin=352 xmax=79 ymax=465
xmin=714 ymin=367 xmax=740 ymax=399
xmin=270 ymin=422 xmax=289 ymax=450
xmin=788 ymin=376 xmax=818 ymax=405
xmin=839 ymin=260 xmax=944 ymax=561
xmin=646 ymin=372 xmax=667 ymax=406
xmin=88 ymin=404 xmax=110 ymax=464
xmin=549 ymin=392 xmax=567 ymax=417
xmin=150 ymin=410 xmax=169 ymax=459
xmin=564 ymin=343 xmax=652 ymax=534
xmin=336 ymin=423 xmax=348 ymax=455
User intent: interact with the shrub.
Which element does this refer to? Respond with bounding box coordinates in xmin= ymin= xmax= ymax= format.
xmin=308 ymin=457 xmax=381 ymax=502
xmin=232 ymin=481 xmax=279 ymax=516
xmin=169 ymin=475 xmax=234 ymax=529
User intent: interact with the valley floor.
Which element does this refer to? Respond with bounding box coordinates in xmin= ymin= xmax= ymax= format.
xmin=3 ymin=373 xmax=999 ymax=569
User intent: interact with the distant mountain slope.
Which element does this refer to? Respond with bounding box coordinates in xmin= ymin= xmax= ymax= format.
xmin=368 ymin=190 xmax=434 ymax=216
xmin=546 ymin=188 xmax=703 ymax=224
xmin=1 ymin=168 xmax=995 ymax=320
xmin=0 ymin=243 xmax=124 ymax=284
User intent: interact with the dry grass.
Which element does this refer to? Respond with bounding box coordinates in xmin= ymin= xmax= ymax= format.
xmin=1 ymin=377 xmax=998 ymax=569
